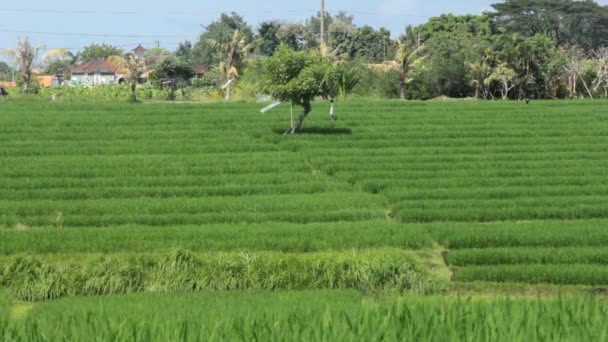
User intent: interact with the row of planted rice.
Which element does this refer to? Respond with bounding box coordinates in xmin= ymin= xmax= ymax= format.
xmin=1 ymin=100 xmax=607 ymax=293
xmin=3 ymin=291 xmax=608 ymax=341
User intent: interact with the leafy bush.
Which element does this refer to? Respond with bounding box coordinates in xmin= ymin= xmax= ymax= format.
xmin=0 ymin=249 xmax=444 ymax=301
xmin=2 ymin=258 xmax=68 ymax=301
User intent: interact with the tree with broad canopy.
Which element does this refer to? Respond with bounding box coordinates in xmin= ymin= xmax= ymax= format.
xmin=260 ymin=45 xmax=338 ymax=134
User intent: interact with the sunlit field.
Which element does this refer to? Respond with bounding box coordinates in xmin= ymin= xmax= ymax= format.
xmin=1 ymin=99 xmax=607 ymax=340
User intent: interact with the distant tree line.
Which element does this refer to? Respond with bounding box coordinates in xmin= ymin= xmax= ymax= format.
xmin=3 ymin=0 xmax=608 ymax=100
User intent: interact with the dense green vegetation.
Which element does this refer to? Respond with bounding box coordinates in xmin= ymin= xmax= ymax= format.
xmin=1 ymin=100 xmax=607 ymax=289
xmin=0 ymin=222 xmax=433 ymax=254
xmin=2 ymin=292 xmax=608 ymax=341
xmin=5 ymin=1 xmax=608 ymax=100
xmin=0 ymin=249 xmax=442 ymax=301
xmin=1 ymin=99 xmax=607 ymax=339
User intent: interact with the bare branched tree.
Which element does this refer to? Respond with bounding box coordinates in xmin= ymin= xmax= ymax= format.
xmin=0 ymin=37 xmax=45 ymax=94
xmin=591 ymin=48 xmax=608 ymax=97
xmin=109 ymin=55 xmax=146 ymax=102
xmin=562 ymin=46 xmax=591 ymax=98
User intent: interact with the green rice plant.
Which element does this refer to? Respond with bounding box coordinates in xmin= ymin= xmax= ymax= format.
xmin=447 ymin=247 xmax=608 ymax=266
xmin=429 ymin=220 xmax=608 ymax=249
xmin=2 ymin=292 xmax=608 ymax=341
xmin=0 ymin=221 xmax=433 ymax=255
xmin=454 ymin=264 xmax=608 ymax=285
xmin=0 ymin=192 xmax=387 ymax=227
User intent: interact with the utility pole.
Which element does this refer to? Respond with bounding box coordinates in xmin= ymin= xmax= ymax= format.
xmin=320 ymin=0 xmax=326 ymax=48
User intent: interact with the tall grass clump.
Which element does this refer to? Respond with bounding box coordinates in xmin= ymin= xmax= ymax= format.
xmin=71 ymin=257 xmax=145 ymax=296
xmin=149 ymin=249 xmax=202 ymax=292
xmin=0 ymin=249 xmax=444 ymax=301
xmin=1 ymin=257 xmax=68 ymax=301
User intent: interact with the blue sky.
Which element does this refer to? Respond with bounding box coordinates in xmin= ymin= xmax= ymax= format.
xmin=1 ymin=0 xmax=608 ymax=59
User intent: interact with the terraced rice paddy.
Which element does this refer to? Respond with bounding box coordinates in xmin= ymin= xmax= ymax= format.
xmin=1 ymin=100 xmax=607 ymax=340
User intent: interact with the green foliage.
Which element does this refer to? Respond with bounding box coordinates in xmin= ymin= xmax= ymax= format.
xmin=349 ymin=26 xmax=394 ymax=63
xmin=144 ymin=48 xmax=172 ymax=58
xmin=1 ymin=257 xmax=68 ymax=301
xmin=44 ymin=59 xmax=72 ymax=78
xmin=352 ymin=68 xmax=400 ymax=98
xmin=73 ymin=257 xmax=145 ymax=296
xmin=175 ymin=41 xmax=193 ymax=62
xmin=193 ymin=12 xmax=254 ymax=68
xmin=14 ymin=73 xmax=41 ymax=94
xmin=2 ymin=293 xmax=608 ymax=341
xmin=260 ymin=46 xmax=337 ymax=105
xmin=491 ymin=0 xmax=608 ymax=49
xmin=0 ymin=61 xmax=12 ymax=81
xmin=77 ymin=43 xmax=123 ymax=64
xmin=149 ymin=56 xmax=194 ymax=86
xmin=31 ymin=84 xmax=194 ymax=102
xmin=334 ymin=63 xmax=362 ymax=97
xmin=257 ymin=21 xmax=282 ymax=56
xmin=0 ymin=249 xmax=442 ymax=301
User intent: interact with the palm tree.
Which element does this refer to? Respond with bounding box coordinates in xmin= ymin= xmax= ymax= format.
xmin=41 ymin=48 xmax=72 ymax=85
xmin=109 ymin=55 xmax=146 ymax=102
xmin=209 ymin=30 xmax=256 ymax=101
xmin=1 ymin=37 xmax=45 ymax=94
xmin=395 ymin=41 xmax=425 ymax=100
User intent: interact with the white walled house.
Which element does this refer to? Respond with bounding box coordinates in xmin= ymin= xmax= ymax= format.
xmin=70 ymin=59 xmax=121 ymax=86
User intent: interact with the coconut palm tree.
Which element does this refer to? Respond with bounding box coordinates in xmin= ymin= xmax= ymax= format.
xmin=1 ymin=37 xmax=45 ymax=94
xmin=209 ymin=30 xmax=256 ymax=101
xmin=395 ymin=41 xmax=425 ymax=100
xmin=41 ymin=48 xmax=72 ymax=85
xmin=109 ymin=55 xmax=146 ymax=102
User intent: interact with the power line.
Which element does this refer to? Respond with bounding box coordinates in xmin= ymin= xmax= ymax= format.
xmin=0 ymin=42 xmax=183 ymax=51
xmin=0 ymin=29 xmax=190 ymax=39
xmin=0 ymin=7 xmax=439 ymax=18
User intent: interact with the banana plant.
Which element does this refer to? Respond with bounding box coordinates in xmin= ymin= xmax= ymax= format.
xmin=208 ymin=30 xmax=257 ymax=101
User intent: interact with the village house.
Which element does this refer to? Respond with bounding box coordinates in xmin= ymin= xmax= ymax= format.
xmin=133 ymin=44 xmax=147 ymax=59
xmin=70 ymin=59 xmax=121 ymax=85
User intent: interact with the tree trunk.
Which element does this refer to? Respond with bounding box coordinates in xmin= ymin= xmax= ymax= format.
xmin=131 ymin=82 xmax=137 ymax=101
xmin=285 ymin=101 xmax=312 ymax=135
xmin=399 ymin=76 xmax=406 ymax=100
xmin=225 ymin=82 xmax=232 ymax=101
xmin=580 ymin=76 xmax=594 ymax=99
xmin=22 ymin=72 xmax=29 ymax=94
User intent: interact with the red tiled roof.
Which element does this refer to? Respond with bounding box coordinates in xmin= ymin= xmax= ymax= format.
xmin=192 ymin=63 xmax=208 ymax=75
xmin=0 ymin=81 xmax=16 ymax=88
xmin=146 ymin=55 xmax=169 ymax=65
xmin=72 ymin=59 xmax=119 ymax=74
xmin=36 ymin=76 xmax=55 ymax=87
xmin=133 ymin=45 xmax=147 ymax=53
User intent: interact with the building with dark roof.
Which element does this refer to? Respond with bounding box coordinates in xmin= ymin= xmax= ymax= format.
xmin=71 ymin=59 xmax=121 ymax=85
xmin=133 ymin=44 xmax=147 ymax=58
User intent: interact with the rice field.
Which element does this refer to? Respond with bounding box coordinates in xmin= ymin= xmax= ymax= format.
xmin=1 ymin=99 xmax=607 ymax=339
xmin=2 ymin=292 xmax=608 ymax=341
